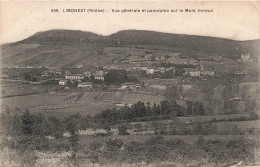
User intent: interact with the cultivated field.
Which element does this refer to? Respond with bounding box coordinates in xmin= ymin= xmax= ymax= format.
xmin=1 ymin=81 xmax=164 ymax=117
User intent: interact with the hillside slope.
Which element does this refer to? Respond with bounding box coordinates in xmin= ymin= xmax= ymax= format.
xmin=1 ymin=29 xmax=259 ymax=67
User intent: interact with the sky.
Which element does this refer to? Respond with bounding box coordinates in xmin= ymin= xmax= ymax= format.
xmin=0 ymin=1 xmax=260 ymax=44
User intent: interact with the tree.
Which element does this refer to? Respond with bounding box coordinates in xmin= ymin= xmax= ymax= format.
xmin=45 ymin=116 xmax=64 ymax=138
xmin=186 ymin=100 xmax=193 ymax=115
xmin=104 ymin=69 xmax=130 ymax=85
xmin=131 ymin=101 xmax=146 ymax=118
xmin=193 ymin=101 xmax=205 ymax=115
xmin=20 ymin=110 xmax=34 ymax=135
xmin=119 ymin=105 xmax=133 ymax=122
xmin=249 ymin=111 xmax=258 ymax=120
xmin=245 ymin=99 xmax=256 ymax=112
xmin=160 ymin=100 xmax=178 ymax=116
xmin=102 ymin=138 xmax=123 ymax=163
xmin=146 ymin=102 xmax=152 ymax=117
xmin=118 ymin=125 xmax=128 ymax=135
xmin=63 ymin=114 xmax=81 ymax=152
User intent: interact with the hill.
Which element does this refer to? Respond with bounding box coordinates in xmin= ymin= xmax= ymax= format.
xmin=1 ymin=29 xmax=259 ymax=67
xmin=110 ymin=30 xmax=260 ymax=59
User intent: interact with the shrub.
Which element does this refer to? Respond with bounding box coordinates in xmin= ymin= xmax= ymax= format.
xmin=249 ymin=111 xmax=258 ymax=120
xmin=118 ymin=125 xmax=128 ymax=135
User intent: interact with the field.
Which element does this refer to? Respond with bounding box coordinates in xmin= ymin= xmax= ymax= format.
xmin=78 ymin=134 xmax=260 ymax=146
xmin=1 ymin=81 xmax=164 ymax=117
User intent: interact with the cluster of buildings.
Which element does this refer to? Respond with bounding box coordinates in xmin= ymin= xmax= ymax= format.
xmin=56 ymin=68 xmax=143 ymax=91
xmin=58 ymin=70 xmax=106 ymax=87
xmin=238 ymin=53 xmax=254 ymax=63
xmin=183 ymin=64 xmax=215 ymax=77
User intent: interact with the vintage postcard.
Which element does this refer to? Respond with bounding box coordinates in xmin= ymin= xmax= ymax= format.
xmin=0 ymin=1 xmax=260 ymax=167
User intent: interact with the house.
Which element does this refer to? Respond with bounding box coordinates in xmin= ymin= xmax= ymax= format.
xmin=165 ymin=67 xmax=175 ymax=72
xmin=77 ymin=64 xmax=84 ymax=68
xmin=94 ymin=76 xmax=104 ymax=81
xmin=240 ymin=53 xmax=253 ymax=62
xmin=93 ymin=70 xmax=105 ymax=81
xmin=120 ymin=83 xmax=142 ymax=91
xmin=184 ymin=68 xmax=200 ymax=77
xmin=155 ymin=67 xmax=166 ymax=73
xmin=65 ymin=74 xmax=84 ymax=80
xmin=234 ymin=71 xmax=247 ymax=75
xmin=199 ymin=64 xmax=215 ymax=76
xmin=146 ymin=68 xmax=155 ymax=75
xmin=95 ymin=70 xmax=104 ymax=76
xmin=184 ymin=58 xmax=197 ymax=64
xmin=59 ymin=80 xmax=68 ymax=86
xmin=107 ymin=85 xmax=121 ymax=91
xmin=241 ymin=53 xmax=250 ymax=61
xmin=41 ymin=71 xmax=51 ymax=77
xmin=200 ymin=71 xmax=215 ymax=76
xmin=78 ymin=82 xmax=93 ymax=88
xmin=54 ymin=71 xmax=62 ymax=75
xmin=155 ymin=55 xmax=166 ymax=61
xmin=84 ymin=71 xmax=91 ymax=77
xmin=145 ymin=54 xmax=153 ymax=59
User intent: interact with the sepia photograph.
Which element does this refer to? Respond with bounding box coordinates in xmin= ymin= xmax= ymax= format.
xmin=0 ymin=1 xmax=260 ymax=167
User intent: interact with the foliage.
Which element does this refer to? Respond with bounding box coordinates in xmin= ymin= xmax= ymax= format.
xmin=104 ymin=69 xmax=138 ymax=85
xmin=118 ymin=125 xmax=128 ymax=135
xmin=102 ymin=138 xmax=123 ymax=163
xmin=20 ymin=110 xmax=34 ymax=135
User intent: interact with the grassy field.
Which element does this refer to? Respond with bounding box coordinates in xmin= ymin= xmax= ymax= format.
xmin=78 ymin=134 xmax=260 ymax=147
xmin=1 ymin=82 xmax=164 ymax=117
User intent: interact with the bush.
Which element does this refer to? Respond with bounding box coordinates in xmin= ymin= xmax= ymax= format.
xmin=249 ymin=111 xmax=258 ymax=120
xmin=118 ymin=125 xmax=128 ymax=135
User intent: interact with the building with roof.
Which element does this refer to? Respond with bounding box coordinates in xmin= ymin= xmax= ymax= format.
xmin=184 ymin=68 xmax=200 ymax=77
xmin=59 ymin=80 xmax=68 ymax=85
xmin=78 ymin=82 xmax=93 ymax=88
xmin=65 ymin=74 xmax=84 ymax=80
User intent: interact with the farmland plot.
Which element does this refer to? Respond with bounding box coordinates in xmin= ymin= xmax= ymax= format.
xmin=65 ymin=91 xmax=164 ymax=104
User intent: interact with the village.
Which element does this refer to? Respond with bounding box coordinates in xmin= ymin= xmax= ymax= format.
xmin=4 ymin=51 xmax=254 ymax=91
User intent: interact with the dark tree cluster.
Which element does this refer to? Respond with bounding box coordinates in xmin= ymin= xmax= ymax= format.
xmin=104 ymin=69 xmax=138 ymax=85
xmin=0 ymin=110 xmax=85 ymax=153
xmin=94 ymin=100 xmax=186 ymax=128
xmin=186 ymin=100 xmax=206 ymax=116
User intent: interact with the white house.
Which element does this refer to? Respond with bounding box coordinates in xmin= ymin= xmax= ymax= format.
xmin=84 ymin=71 xmax=91 ymax=77
xmin=93 ymin=70 xmax=105 ymax=81
xmin=59 ymin=80 xmax=68 ymax=85
xmin=65 ymin=74 xmax=84 ymax=80
xmin=184 ymin=68 xmax=200 ymax=77
xmin=146 ymin=68 xmax=155 ymax=75
xmin=240 ymin=53 xmax=253 ymax=62
xmin=200 ymin=71 xmax=215 ymax=76
xmin=94 ymin=76 xmax=104 ymax=81
xmin=78 ymin=82 xmax=93 ymax=88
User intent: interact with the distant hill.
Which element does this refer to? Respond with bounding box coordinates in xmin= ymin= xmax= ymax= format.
xmin=18 ymin=29 xmax=116 ymax=45
xmin=110 ymin=30 xmax=260 ymax=57
xmin=1 ymin=29 xmax=259 ymax=67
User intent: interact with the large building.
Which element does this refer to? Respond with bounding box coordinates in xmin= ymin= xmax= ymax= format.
xmin=240 ymin=53 xmax=253 ymax=62
xmin=78 ymin=82 xmax=93 ymax=88
xmin=65 ymin=74 xmax=84 ymax=80
xmin=93 ymin=70 xmax=105 ymax=81
xmin=184 ymin=68 xmax=200 ymax=77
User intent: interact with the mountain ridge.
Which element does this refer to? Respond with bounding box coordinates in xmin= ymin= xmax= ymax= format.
xmin=1 ymin=29 xmax=259 ymax=67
